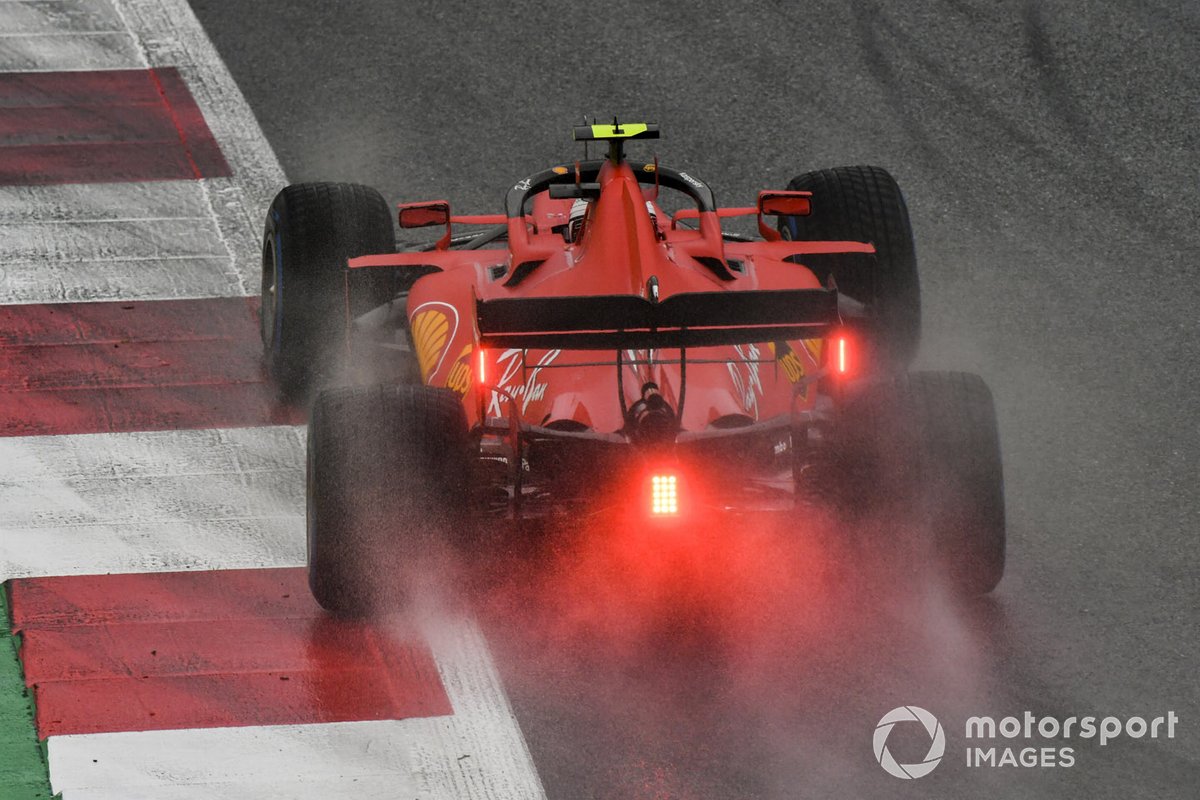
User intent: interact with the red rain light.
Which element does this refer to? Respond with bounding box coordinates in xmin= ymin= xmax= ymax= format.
xmin=476 ymin=347 xmax=488 ymax=386
xmin=829 ymin=332 xmax=855 ymax=376
xmin=650 ymin=473 xmax=679 ymax=516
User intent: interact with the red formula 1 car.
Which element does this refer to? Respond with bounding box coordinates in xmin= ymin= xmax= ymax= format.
xmin=259 ymin=122 xmax=1005 ymax=615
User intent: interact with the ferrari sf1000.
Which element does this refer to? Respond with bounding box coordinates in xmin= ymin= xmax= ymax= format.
xmin=259 ymin=122 xmax=1005 ymax=614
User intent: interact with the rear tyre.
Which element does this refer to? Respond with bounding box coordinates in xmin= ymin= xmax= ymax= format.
xmin=261 ymin=182 xmax=396 ymax=402
xmin=307 ymin=384 xmax=470 ymax=616
xmin=836 ymin=371 xmax=1005 ymax=595
xmin=779 ymin=165 xmax=920 ymax=369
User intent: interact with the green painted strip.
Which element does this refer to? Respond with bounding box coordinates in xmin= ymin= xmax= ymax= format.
xmin=0 ymin=584 xmax=58 ymax=800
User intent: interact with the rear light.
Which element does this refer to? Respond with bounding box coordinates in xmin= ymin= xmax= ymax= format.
xmin=650 ymin=473 xmax=679 ymax=516
xmin=829 ymin=331 xmax=854 ymax=377
xmin=474 ymin=346 xmax=492 ymax=422
xmin=476 ymin=347 xmax=488 ymax=386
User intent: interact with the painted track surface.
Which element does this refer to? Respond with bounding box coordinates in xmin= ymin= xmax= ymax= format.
xmin=0 ymin=1 xmax=545 ymax=797
xmin=184 ymin=1 xmax=1200 ymax=798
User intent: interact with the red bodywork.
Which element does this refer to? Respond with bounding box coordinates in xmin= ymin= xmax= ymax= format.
xmin=349 ymin=158 xmax=872 ymax=440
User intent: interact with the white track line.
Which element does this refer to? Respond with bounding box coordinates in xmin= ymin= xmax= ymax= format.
xmin=0 ymin=182 xmax=246 ymax=301
xmin=2 ymin=219 xmax=227 ymax=262
xmin=0 ymin=183 xmax=214 ymax=223
xmin=0 ymin=426 xmax=307 ymax=581
xmin=0 ymin=0 xmax=126 ymax=37
xmin=0 ymin=31 xmax=142 ymax=71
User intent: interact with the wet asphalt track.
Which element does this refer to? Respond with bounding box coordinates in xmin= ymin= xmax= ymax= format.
xmin=188 ymin=1 xmax=1199 ymax=797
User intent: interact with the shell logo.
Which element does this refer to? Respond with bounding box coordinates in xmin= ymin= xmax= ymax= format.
xmin=410 ymin=303 xmax=458 ymax=381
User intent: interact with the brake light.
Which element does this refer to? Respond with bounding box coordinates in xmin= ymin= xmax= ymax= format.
xmin=836 ymin=335 xmax=848 ymax=374
xmin=650 ymin=473 xmax=679 ymax=516
xmin=476 ymin=347 xmax=488 ymax=386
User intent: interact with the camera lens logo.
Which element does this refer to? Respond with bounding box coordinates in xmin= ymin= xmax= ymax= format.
xmin=874 ymin=706 xmax=945 ymax=779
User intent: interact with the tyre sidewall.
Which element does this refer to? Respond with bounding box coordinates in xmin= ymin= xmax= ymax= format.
xmin=837 ymin=372 xmax=1005 ymax=595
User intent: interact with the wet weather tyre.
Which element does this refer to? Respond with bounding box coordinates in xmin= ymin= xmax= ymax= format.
xmin=779 ymin=166 xmax=920 ymax=368
xmin=261 ymin=182 xmax=396 ymax=402
xmin=837 ymin=371 xmax=1005 ymax=595
xmin=307 ymin=384 xmax=470 ymax=616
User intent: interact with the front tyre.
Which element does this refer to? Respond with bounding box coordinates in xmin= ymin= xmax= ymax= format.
xmin=261 ymin=182 xmax=396 ymax=402
xmin=779 ymin=165 xmax=920 ymax=369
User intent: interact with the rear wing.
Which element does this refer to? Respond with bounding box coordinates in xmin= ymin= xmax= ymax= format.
xmin=476 ymin=288 xmax=839 ymax=350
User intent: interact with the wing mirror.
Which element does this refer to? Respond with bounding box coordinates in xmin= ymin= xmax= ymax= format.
xmin=398 ymin=200 xmax=450 ymax=228
xmin=398 ymin=200 xmax=451 ymax=249
xmin=757 ymin=190 xmax=812 ymax=241
xmin=758 ymin=190 xmax=812 ymax=217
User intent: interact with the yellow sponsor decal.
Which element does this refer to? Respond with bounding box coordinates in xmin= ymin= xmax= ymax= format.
xmin=769 ymin=341 xmax=815 ymax=401
xmin=552 ymin=165 xmax=569 ymax=175
xmin=642 ymin=163 xmax=657 ymax=172
xmin=590 ymin=122 xmax=648 ymax=139
xmin=768 ymin=342 xmax=806 ymax=384
xmin=802 ymin=338 xmax=823 ymax=363
xmin=411 ymin=308 xmax=450 ymax=381
xmin=444 ymin=344 xmax=474 ymax=396
xmin=778 ymin=349 xmax=805 ymax=384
